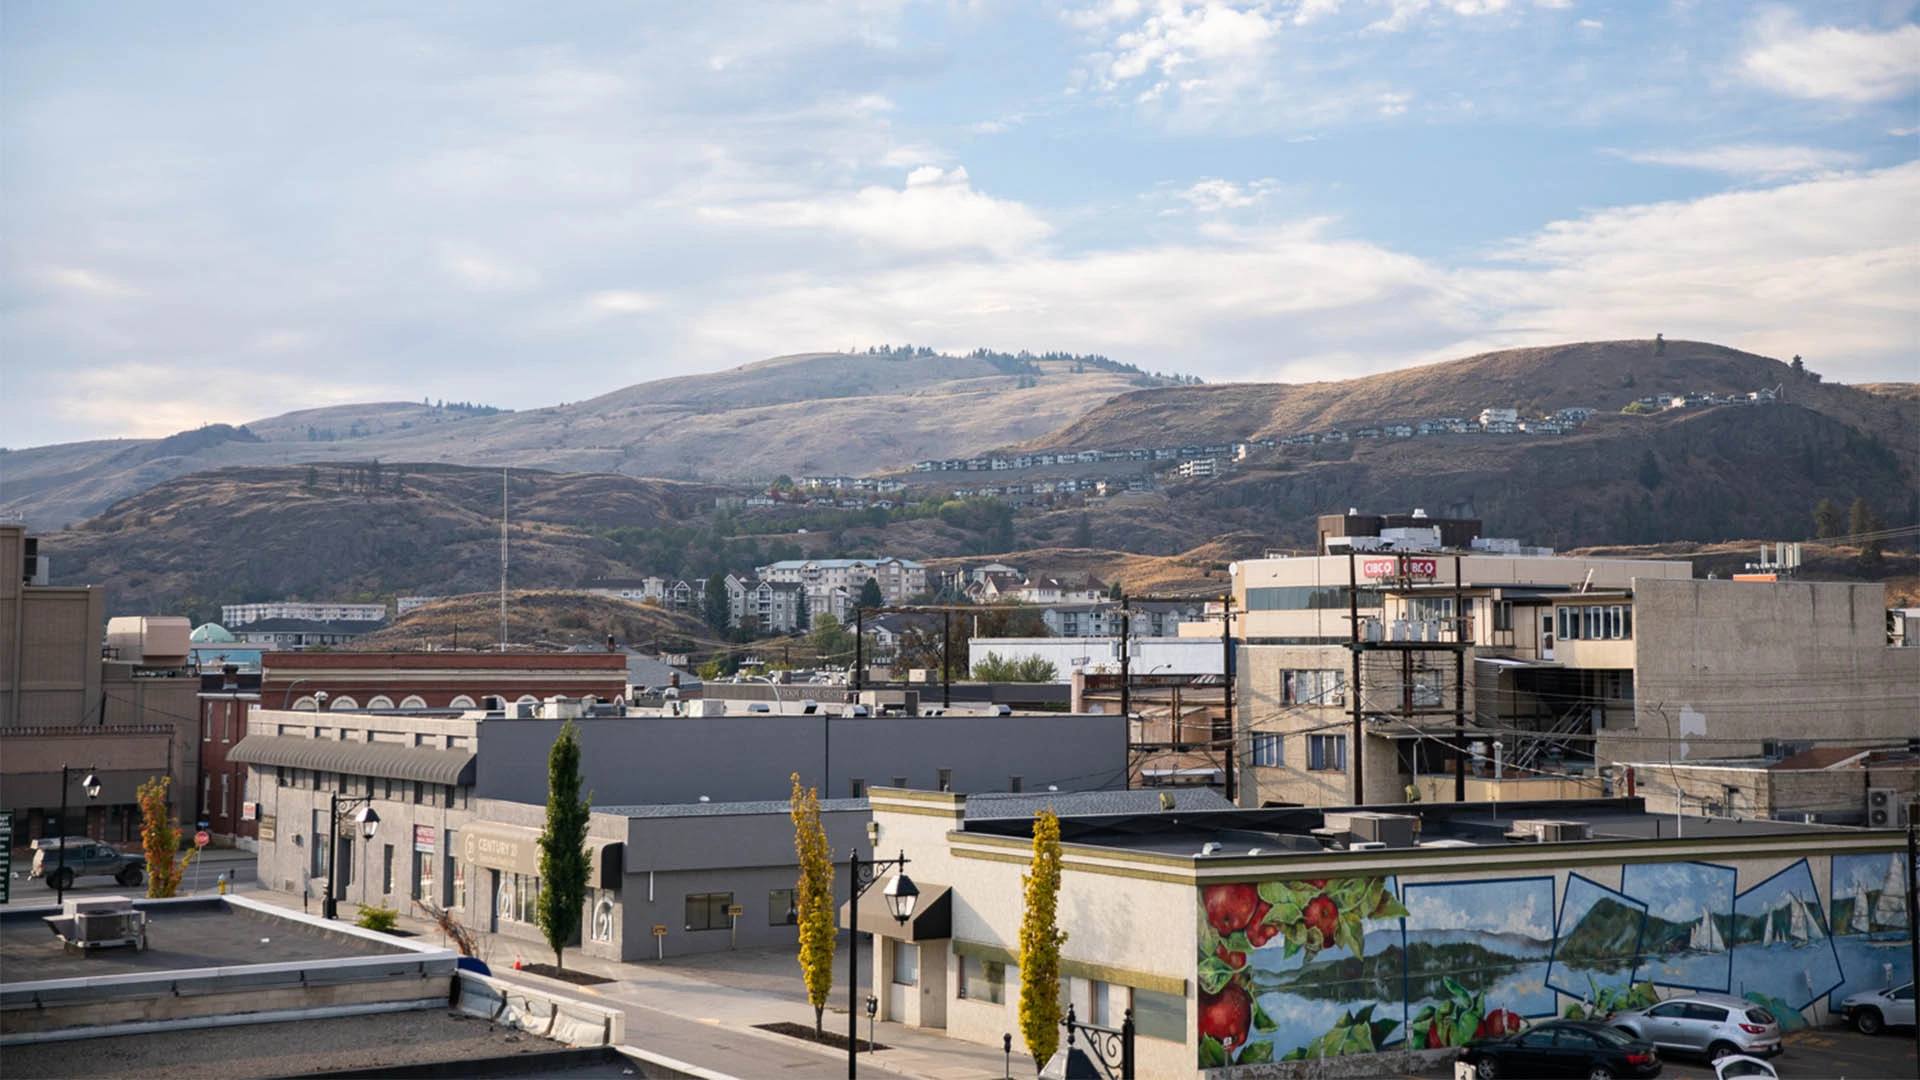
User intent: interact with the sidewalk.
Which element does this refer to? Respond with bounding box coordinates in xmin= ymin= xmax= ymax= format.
xmin=240 ymin=884 xmax=1022 ymax=1079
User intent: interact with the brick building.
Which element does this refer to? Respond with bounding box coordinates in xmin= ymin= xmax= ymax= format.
xmin=261 ymin=652 xmax=631 ymax=713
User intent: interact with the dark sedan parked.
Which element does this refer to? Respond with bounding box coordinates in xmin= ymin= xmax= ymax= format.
xmin=1459 ymin=1020 xmax=1662 ymax=1080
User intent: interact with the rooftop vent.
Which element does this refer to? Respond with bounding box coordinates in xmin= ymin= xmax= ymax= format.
xmin=1505 ymin=818 xmax=1592 ymax=843
xmin=43 ymin=895 xmax=148 ymax=952
xmin=1322 ymin=811 xmax=1420 ymax=848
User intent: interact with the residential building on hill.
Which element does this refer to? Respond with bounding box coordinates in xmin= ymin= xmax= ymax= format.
xmin=231 ymin=617 xmax=383 ymax=649
xmin=757 ymin=557 xmax=928 ymax=619
xmin=221 ymin=601 xmax=388 ymax=626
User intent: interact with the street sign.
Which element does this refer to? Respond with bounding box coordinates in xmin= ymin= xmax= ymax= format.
xmin=726 ymin=904 xmax=744 ymax=917
xmin=194 ymin=830 xmax=211 ymax=849
xmin=651 ymin=924 xmax=668 ymax=937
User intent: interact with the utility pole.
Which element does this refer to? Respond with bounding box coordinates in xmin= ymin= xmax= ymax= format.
xmin=1454 ymin=555 xmax=1467 ymax=802
xmin=1348 ymin=551 xmax=1363 ymax=804
xmin=1220 ymin=594 xmax=1235 ymax=804
xmin=499 ymin=467 xmax=509 ymax=652
xmin=1118 ymin=595 xmax=1131 ymax=722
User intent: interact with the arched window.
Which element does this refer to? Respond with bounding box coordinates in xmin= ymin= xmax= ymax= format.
xmin=515 ymin=695 xmax=541 ymax=713
xmin=449 ymin=695 xmax=477 ymax=709
xmin=327 ymin=695 xmax=359 ymax=711
xmin=367 ymin=695 xmax=395 ymax=710
xmin=291 ymin=696 xmax=319 ymax=712
xmin=399 ymin=695 xmax=428 ymax=709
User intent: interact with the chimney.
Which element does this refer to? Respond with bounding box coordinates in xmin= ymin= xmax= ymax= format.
xmin=605 ymin=633 xmax=616 ymax=653
xmin=221 ymin=664 xmax=239 ymax=691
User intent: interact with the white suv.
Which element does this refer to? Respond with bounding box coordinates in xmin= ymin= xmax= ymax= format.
xmin=1840 ymin=982 xmax=1914 ymax=1035
xmin=1612 ymin=993 xmax=1782 ymax=1061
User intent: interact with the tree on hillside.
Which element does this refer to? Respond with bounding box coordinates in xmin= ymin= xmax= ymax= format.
xmin=137 ymin=777 xmax=195 ymax=898
xmin=1072 ymin=514 xmax=1093 ymax=548
xmin=858 ymin=577 xmax=884 ymax=611
xmin=1812 ymin=498 xmax=1839 ymax=539
xmin=789 ymin=773 xmax=836 ymax=1037
xmin=1637 ymin=449 xmax=1663 ymax=490
xmin=1849 ymin=498 xmax=1885 ymax=567
xmin=1019 ymin=808 xmax=1067 ymax=1070
xmin=702 ymin=580 xmax=731 ymax=633
xmin=794 ymin=589 xmax=811 ymax=632
xmin=809 ymin=613 xmax=857 ymax=665
xmin=535 ymin=720 xmax=593 ymax=971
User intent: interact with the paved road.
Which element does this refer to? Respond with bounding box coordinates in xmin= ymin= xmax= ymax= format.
xmin=1414 ymin=1027 xmax=1917 ymax=1079
xmin=8 ymin=858 xmax=257 ymax=901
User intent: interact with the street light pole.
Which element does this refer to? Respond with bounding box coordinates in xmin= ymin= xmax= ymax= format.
xmin=321 ymin=792 xmax=380 ymax=920
xmin=52 ymin=764 xmax=100 ymax=906
xmin=847 ymin=848 xmax=918 ymax=1079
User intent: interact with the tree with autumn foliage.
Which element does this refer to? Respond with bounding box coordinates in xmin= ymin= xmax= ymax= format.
xmin=1019 ymin=807 xmax=1068 ymax=1069
xmin=789 ymin=772 xmax=836 ymax=1037
xmin=137 ymin=776 xmax=195 ymax=898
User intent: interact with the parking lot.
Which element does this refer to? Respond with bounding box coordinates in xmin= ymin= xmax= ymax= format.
xmin=1413 ymin=1026 xmax=1917 ymax=1079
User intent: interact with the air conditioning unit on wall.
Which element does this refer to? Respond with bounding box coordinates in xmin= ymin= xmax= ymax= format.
xmin=1865 ymin=788 xmax=1910 ymax=828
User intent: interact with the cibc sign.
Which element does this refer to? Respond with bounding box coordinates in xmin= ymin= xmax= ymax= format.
xmin=1361 ymin=556 xmax=1438 ymax=579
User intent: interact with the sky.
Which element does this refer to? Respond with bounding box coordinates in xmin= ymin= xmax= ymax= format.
xmin=3 ymin=0 xmax=1917 ymax=448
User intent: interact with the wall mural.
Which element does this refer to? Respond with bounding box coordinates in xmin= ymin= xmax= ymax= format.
xmin=1624 ymin=861 xmax=1736 ymax=993
xmin=1827 ymin=853 xmax=1913 ymax=1012
xmin=1192 ymin=854 xmax=1912 ymax=1069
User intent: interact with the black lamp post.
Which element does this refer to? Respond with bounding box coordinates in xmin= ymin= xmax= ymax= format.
xmin=321 ymin=792 xmax=379 ymax=920
xmin=847 ymin=848 xmax=916 ymax=1079
xmin=52 ymin=765 xmax=101 ymax=905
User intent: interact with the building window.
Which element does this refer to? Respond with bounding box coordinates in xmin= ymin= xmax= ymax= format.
xmin=1308 ymin=734 xmax=1347 ymax=772
xmin=1410 ymin=670 xmax=1443 ymax=708
xmin=414 ymin=849 xmax=434 ymax=901
xmin=685 ymin=891 xmax=733 ymax=932
xmin=1251 ymin=734 xmax=1283 ymax=768
xmin=498 ymin=872 xmax=540 ymax=924
xmin=202 ymin=711 xmax=212 ymax=742
xmin=891 ymin=942 xmax=918 ymax=987
xmin=1009 ymin=775 xmax=1024 ymax=793
xmin=937 ymin=769 xmax=952 ymax=792
xmin=442 ymin=784 xmax=456 ymax=809
xmin=451 ymin=859 xmax=466 ymax=910
xmin=1246 ymin=585 xmax=1382 ymax=612
xmin=412 ymin=782 xmax=426 ymax=805
xmin=1493 ymin=600 xmax=1514 ymax=632
xmin=1280 ymin=670 xmax=1345 ymax=706
xmin=382 ymin=844 xmax=395 ymax=894
xmin=849 ymin=777 xmax=866 ymax=798
xmin=219 ymin=773 xmax=231 ymax=819
xmin=769 ymin=888 xmax=798 ymax=925
xmin=892 ymin=776 xmax=907 ymax=788
xmin=960 ymin=956 xmax=1006 ymax=1004
xmin=1132 ymin=987 xmax=1186 ymax=1042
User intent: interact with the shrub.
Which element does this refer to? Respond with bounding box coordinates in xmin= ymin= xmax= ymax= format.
xmin=356 ymin=903 xmax=400 ymax=933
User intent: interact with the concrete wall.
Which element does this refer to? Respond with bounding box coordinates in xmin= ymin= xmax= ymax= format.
xmin=1619 ymin=579 xmax=1920 ymax=762
xmin=1629 ymin=762 xmax=1920 ymax=820
xmin=475 ymin=713 xmax=1129 ymax=807
xmin=1238 ymin=645 xmax=1446 ymax=806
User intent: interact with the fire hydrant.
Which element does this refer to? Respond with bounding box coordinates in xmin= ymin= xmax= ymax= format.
xmin=218 ymin=872 xmax=229 ymax=896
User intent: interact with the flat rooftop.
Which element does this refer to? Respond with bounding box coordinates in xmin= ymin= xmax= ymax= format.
xmin=960 ymin=797 xmax=1850 ymax=857
xmin=0 ymin=899 xmax=412 ymax=985
xmin=3 ymin=1009 xmax=567 ymax=1079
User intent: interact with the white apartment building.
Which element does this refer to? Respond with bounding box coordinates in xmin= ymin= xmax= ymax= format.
xmin=221 ymin=601 xmax=388 ymax=627
xmin=757 ymin=558 xmax=928 ymax=612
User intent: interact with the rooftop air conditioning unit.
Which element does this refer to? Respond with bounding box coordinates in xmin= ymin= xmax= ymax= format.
xmin=1866 ymin=788 xmax=1910 ymax=828
xmin=1507 ymin=818 xmax=1592 ymax=843
xmin=1328 ymin=812 xmax=1419 ymax=848
xmin=1348 ymin=840 xmax=1388 ymax=851
xmin=43 ymin=896 xmax=147 ymax=951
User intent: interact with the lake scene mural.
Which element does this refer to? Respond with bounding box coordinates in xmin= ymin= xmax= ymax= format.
xmin=1623 ymin=861 xmax=1736 ymax=993
xmin=1827 ymin=852 xmax=1914 ymax=1010
xmin=1731 ymin=860 xmax=1843 ymax=1015
xmin=1547 ymin=874 xmax=1647 ymax=1003
xmin=1400 ymin=877 xmax=1557 ymax=1049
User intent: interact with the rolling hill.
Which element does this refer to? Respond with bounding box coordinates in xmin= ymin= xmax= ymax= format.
xmin=0 ymin=350 xmax=1165 ymax=531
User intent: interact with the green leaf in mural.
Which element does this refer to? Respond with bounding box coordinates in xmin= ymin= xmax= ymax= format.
xmin=1199 ymin=1035 xmax=1227 ymax=1068
xmin=1197 ymin=955 xmax=1235 ymax=995
xmin=1257 ymin=881 xmax=1289 ymax=905
xmin=1236 ymin=1041 xmax=1275 ymax=1064
xmin=1371 ymin=891 xmax=1409 ymax=919
xmin=1252 ymin=997 xmax=1279 ymax=1033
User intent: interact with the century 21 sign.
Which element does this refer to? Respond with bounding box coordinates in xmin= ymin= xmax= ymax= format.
xmin=1361 ymin=556 xmax=1438 ymax=578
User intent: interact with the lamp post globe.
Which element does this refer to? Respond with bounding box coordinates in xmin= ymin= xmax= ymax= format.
xmin=81 ymin=773 xmax=102 ymax=799
xmin=353 ymin=804 xmax=380 ymax=840
xmin=882 ymin=873 xmax=919 ymax=923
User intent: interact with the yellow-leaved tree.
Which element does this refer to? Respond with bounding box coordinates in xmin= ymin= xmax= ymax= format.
xmin=789 ymin=772 xmax=836 ymax=1037
xmin=1019 ymin=807 xmax=1067 ymax=1069
xmin=137 ymin=776 xmax=195 ymax=898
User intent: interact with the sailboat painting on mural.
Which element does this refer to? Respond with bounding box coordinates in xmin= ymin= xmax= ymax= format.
xmin=1731 ymin=860 xmax=1843 ymax=1016
xmin=1623 ymin=861 xmax=1736 ymax=992
xmin=1826 ymin=852 xmax=1916 ymax=1013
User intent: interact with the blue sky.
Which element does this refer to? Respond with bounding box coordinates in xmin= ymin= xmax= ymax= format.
xmin=3 ymin=0 xmax=1916 ymax=447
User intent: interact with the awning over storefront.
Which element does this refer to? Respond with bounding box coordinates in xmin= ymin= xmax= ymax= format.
xmin=228 ymin=734 xmax=475 ymax=786
xmin=838 ymin=882 xmax=952 ymax=943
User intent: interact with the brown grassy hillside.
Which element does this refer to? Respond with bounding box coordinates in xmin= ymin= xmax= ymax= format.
xmin=343 ymin=591 xmax=723 ymax=653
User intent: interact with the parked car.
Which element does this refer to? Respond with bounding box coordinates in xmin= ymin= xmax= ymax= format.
xmin=1612 ymin=993 xmax=1782 ymax=1060
xmin=1839 ymin=981 xmax=1915 ymax=1035
xmin=28 ymin=838 xmax=145 ymax=890
xmin=1458 ymin=1019 xmax=1661 ymax=1079
xmin=1713 ymin=1054 xmax=1779 ymax=1080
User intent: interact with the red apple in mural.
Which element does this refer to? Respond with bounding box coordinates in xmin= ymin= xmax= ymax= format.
xmin=1214 ymin=942 xmax=1247 ymax=969
xmin=1199 ymin=981 xmax=1254 ymax=1049
xmin=1245 ymin=900 xmax=1280 ymax=947
xmin=1204 ymin=883 xmax=1261 ymax=935
xmin=1306 ymin=878 xmax=1328 ymax=889
xmin=1476 ymin=1010 xmax=1524 ymax=1038
xmin=1302 ymin=895 xmax=1339 ymax=945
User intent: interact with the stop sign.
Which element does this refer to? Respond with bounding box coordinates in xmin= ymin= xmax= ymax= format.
xmin=194 ymin=830 xmax=210 ymax=848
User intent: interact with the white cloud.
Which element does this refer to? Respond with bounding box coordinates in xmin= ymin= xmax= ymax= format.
xmin=441 ymin=251 xmax=538 ymax=291
xmin=34 ymin=266 xmax=142 ymax=298
xmin=584 ymin=290 xmax=660 ymax=315
xmin=1611 ymin=142 xmax=1863 ymax=180
xmin=1740 ymin=10 xmax=1920 ymax=103
xmin=1578 ymin=18 xmax=1602 ymax=31
xmin=54 ymin=362 xmax=380 ymax=438
xmin=1377 ymin=90 xmax=1412 ymax=116
xmin=700 ymin=165 xmax=1053 ymax=256
xmin=1169 ymin=177 xmax=1283 ymax=211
